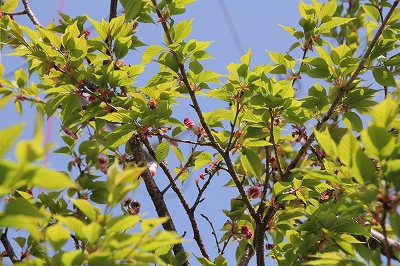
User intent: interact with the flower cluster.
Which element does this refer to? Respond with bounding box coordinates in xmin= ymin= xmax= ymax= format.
xmin=240 ymin=225 xmax=253 ymax=240
xmin=98 ymin=153 xmax=109 ymax=174
xmin=121 ymin=196 xmax=141 ymax=215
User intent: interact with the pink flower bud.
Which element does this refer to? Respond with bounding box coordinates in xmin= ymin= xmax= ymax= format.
xmin=148 ymin=162 xmax=158 ymax=177
xmin=247 ymin=186 xmax=261 ymax=198
xmin=98 ymin=154 xmax=109 ymax=165
xmin=184 ymin=117 xmax=195 ymax=130
xmin=99 ymin=164 xmax=108 ymax=175
xmin=84 ymin=30 xmax=91 ymax=37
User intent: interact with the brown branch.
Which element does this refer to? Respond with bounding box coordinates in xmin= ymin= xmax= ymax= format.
xmin=21 ymin=0 xmax=42 ymax=28
xmin=156 ymin=133 xmax=213 ymax=147
xmin=238 ymin=243 xmax=254 ymax=266
xmin=191 ymin=170 xmax=216 ymax=211
xmin=150 ymin=0 xmax=259 ymax=223
xmin=268 ymin=108 xmax=283 ymax=177
xmin=161 ymin=135 xmax=201 ymax=194
xmin=1 ymin=228 xmax=20 ymax=264
xmin=2 ymin=10 xmax=27 ymax=16
xmin=141 ymin=136 xmax=210 ymax=260
xmin=108 ymin=0 xmax=118 ymax=22
xmin=282 ymin=0 xmax=400 ymax=181
xmin=128 ymin=135 xmax=188 ymax=263
xmin=201 ymin=214 xmax=221 ymax=254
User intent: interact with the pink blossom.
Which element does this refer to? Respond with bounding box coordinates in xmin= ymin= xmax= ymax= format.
xmin=98 ymin=154 xmax=109 ymax=165
xmin=241 ymin=225 xmax=253 ymax=240
xmin=184 ymin=117 xmax=195 ymax=130
xmin=148 ymin=162 xmax=158 ymax=177
xmin=100 ymin=164 xmax=108 ymax=175
xmin=247 ymin=186 xmax=261 ymax=198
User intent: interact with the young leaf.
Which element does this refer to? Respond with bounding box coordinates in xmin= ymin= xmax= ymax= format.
xmin=372 ymin=67 xmax=396 ymax=87
xmin=46 ymin=222 xmax=70 ymax=250
xmin=313 ymin=128 xmax=338 ymax=160
xmin=173 ymin=18 xmax=193 ymax=43
xmin=156 ymin=141 xmax=170 ymax=163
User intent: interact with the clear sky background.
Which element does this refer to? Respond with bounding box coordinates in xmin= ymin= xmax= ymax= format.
xmin=1 ymin=1 xmax=330 ymax=265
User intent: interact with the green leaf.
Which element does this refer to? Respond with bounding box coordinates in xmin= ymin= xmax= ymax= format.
xmin=362 ymin=4 xmax=380 ymax=22
xmin=361 ymin=125 xmax=394 ymax=160
xmin=31 ymin=168 xmax=75 ymax=189
xmin=320 ymin=17 xmax=355 ymax=33
xmin=156 ymin=142 xmax=170 ymax=163
xmin=61 ymin=250 xmax=85 ymax=266
xmin=72 ymin=198 xmax=97 ymax=222
xmin=105 ymin=124 xmax=136 ymax=148
xmin=371 ymin=97 xmax=398 ymax=129
xmin=46 ymin=222 xmax=70 ymax=250
xmin=59 ymin=216 xmax=86 ymax=239
xmin=87 ymin=17 xmax=109 ymax=40
xmin=321 ymin=0 xmax=337 ymax=18
xmin=389 ymin=213 xmax=400 ymax=237
xmin=83 ymin=222 xmax=103 ymax=244
xmin=2 ymin=0 xmax=18 ymax=12
xmin=343 ymin=112 xmax=363 ymax=132
xmin=141 ymin=45 xmax=164 ymax=65
xmin=106 ymin=215 xmax=141 ymax=234
xmin=171 ymin=145 xmax=184 ymax=163
xmin=372 ymin=67 xmax=396 ymax=87
xmin=0 ymin=122 xmax=24 ymax=158
xmin=240 ymin=148 xmax=261 ymax=178
xmin=114 ymin=36 xmax=132 ymax=59
xmin=173 ymin=18 xmax=193 ymax=43
xmin=193 ymin=152 xmax=212 ymax=170
xmin=313 ymin=128 xmax=338 ymax=160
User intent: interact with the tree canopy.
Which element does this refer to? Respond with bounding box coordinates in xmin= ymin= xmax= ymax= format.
xmin=0 ymin=0 xmax=400 ymax=265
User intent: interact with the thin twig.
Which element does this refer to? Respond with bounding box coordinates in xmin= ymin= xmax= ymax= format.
xmin=21 ymin=0 xmax=42 ymax=28
xmin=191 ymin=171 xmax=216 ymax=211
xmin=157 ymin=133 xmax=213 ymax=147
xmin=282 ymin=0 xmax=400 ymax=181
xmin=3 ymin=10 xmax=27 ymax=16
xmin=201 ymin=214 xmax=221 ymax=254
xmin=268 ymin=108 xmax=283 ymax=177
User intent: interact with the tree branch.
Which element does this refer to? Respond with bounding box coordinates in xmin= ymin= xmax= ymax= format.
xmin=21 ymin=0 xmax=42 ymax=28
xmin=1 ymin=228 xmax=20 ymax=264
xmin=108 ymin=0 xmax=118 ymax=22
xmin=282 ymin=0 xmax=399 ymax=181
xmin=128 ymin=135 xmax=188 ymax=263
xmin=238 ymin=243 xmax=254 ymax=266
xmin=150 ymin=0 xmax=260 ymax=227
xmin=141 ymin=136 xmax=210 ymax=260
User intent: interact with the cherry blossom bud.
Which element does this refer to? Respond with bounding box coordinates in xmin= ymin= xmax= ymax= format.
xmin=184 ymin=117 xmax=195 ymax=130
xmin=128 ymin=200 xmax=141 ymax=215
xmin=98 ymin=154 xmax=109 ymax=165
xmin=121 ymin=196 xmax=132 ymax=207
xmin=100 ymin=164 xmax=108 ymax=175
xmin=148 ymin=162 xmax=158 ymax=177
xmin=247 ymin=186 xmax=261 ymax=198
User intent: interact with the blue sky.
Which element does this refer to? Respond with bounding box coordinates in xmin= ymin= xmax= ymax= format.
xmin=0 ymin=1 xmax=326 ymax=265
